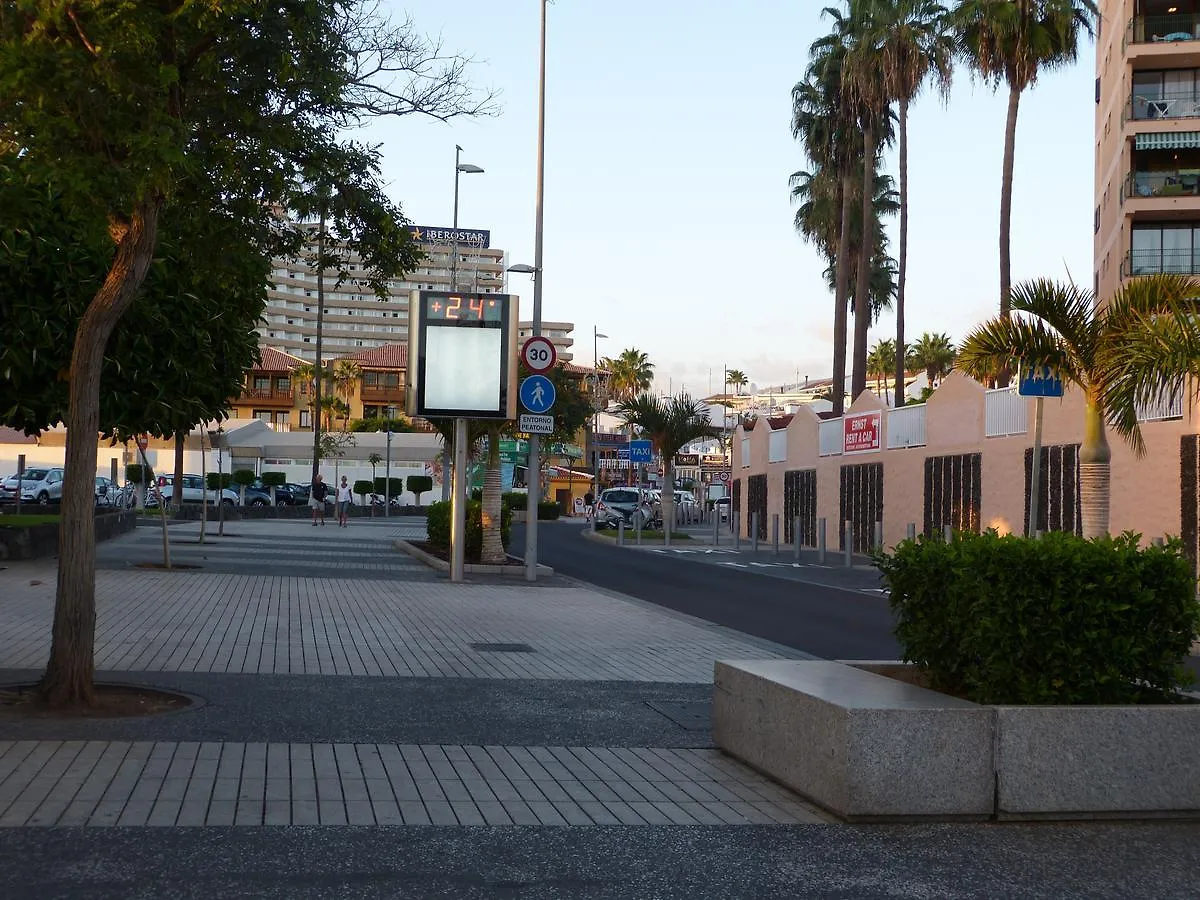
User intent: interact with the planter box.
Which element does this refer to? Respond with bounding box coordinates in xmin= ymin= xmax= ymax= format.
xmin=714 ymin=659 xmax=1200 ymax=822
xmin=0 ymin=510 xmax=137 ymax=561
xmin=393 ymin=539 xmax=554 ymax=577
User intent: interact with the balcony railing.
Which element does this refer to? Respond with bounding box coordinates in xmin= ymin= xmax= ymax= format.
xmin=239 ymin=388 xmax=294 ymax=404
xmin=360 ymin=385 xmax=406 ymax=403
xmin=985 ymin=388 xmax=1027 ymax=438
xmin=886 ymin=403 xmax=926 ymax=449
xmin=1127 ymin=91 xmax=1200 ymax=121
xmin=818 ymin=419 xmax=843 ymax=457
xmin=1129 ymin=14 xmax=1200 ymax=46
xmin=1123 ymin=249 xmax=1200 ymax=276
xmin=1137 ymin=392 xmax=1185 ymax=421
xmin=1123 ymin=170 xmax=1200 ymax=200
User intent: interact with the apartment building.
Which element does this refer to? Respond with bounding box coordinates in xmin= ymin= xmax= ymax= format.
xmin=517 ymin=320 xmax=575 ymax=362
xmin=1096 ymin=1 xmax=1200 ymax=298
xmin=258 ymin=223 xmax=507 ymax=361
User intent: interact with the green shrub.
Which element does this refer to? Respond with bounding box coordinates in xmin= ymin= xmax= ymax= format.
xmin=537 ymin=501 xmax=560 ymax=521
xmin=374 ymin=477 xmax=404 ymax=498
xmin=260 ymin=471 xmax=287 ymax=487
xmin=407 ymin=475 xmax=433 ymax=503
xmin=875 ymin=531 xmax=1200 ymax=705
xmin=470 ymin=488 xmax=483 ymax=501
xmin=426 ymin=500 xmax=511 ymax=561
xmin=353 ymin=480 xmax=374 ymax=498
xmin=205 ymin=473 xmax=233 ymax=490
xmin=503 ymin=491 xmax=528 ymax=510
xmin=125 ymin=464 xmax=152 ymax=484
xmin=232 ymin=469 xmax=257 ymax=487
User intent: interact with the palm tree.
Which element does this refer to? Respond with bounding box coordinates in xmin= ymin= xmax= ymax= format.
xmin=603 ymin=348 xmax=654 ymax=403
xmin=953 ymin=0 xmax=1097 ymax=385
xmin=867 ymin=338 xmax=897 ymax=403
xmin=332 ymin=359 xmax=362 ymax=407
xmin=957 ymin=274 xmax=1200 ymax=538
xmin=876 ymin=0 xmax=955 ymax=407
xmin=293 ymin=362 xmax=332 ymax=428
xmin=910 ymin=332 xmax=957 ymax=385
xmin=726 ymin=370 xmax=748 ymax=395
xmin=617 ymin=393 xmax=719 ymax=541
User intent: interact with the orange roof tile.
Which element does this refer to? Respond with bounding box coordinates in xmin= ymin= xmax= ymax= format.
xmin=254 ymin=346 xmax=307 ymax=372
xmin=336 ymin=344 xmax=407 ymax=369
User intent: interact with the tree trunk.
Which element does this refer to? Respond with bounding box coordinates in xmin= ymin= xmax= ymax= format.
xmin=851 ymin=123 xmax=875 ymax=404
xmin=895 ymin=98 xmax=909 ymax=409
xmin=41 ymin=197 xmax=163 ymax=707
xmin=480 ymin=426 xmax=506 ymax=564
xmin=310 ymin=210 xmax=326 ymax=483
xmin=831 ymin=176 xmax=853 ymax=417
xmin=173 ymin=430 xmax=185 ymax=518
xmin=997 ymin=86 xmax=1022 ymax=388
xmin=1079 ymin=399 xmax=1112 ymax=539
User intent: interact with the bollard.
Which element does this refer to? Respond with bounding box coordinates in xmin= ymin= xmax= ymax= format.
xmin=713 ymin=510 xmax=719 ymax=546
xmin=794 ymin=516 xmax=802 ymax=561
xmin=817 ymin=517 xmax=827 ymax=564
xmin=943 ymin=524 xmax=953 ymax=544
xmin=751 ymin=512 xmax=759 ymax=554
xmin=772 ymin=514 xmax=780 ymax=558
xmin=733 ymin=512 xmax=741 ymax=551
xmin=636 ymin=513 xmax=642 ymax=546
xmin=873 ymin=521 xmax=883 ymax=551
xmin=844 ymin=520 xmax=853 ymax=568
xmin=618 ymin=520 xmax=625 ymax=546
xmin=906 ymin=522 xmax=916 ymax=542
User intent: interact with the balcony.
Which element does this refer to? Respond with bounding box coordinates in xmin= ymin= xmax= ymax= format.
xmin=1128 ymin=13 xmax=1200 ymax=46
xmin=1123 ymin=248 xmax=1200 ymax=276
xmin=1128 ymin=90 xmax=1200 ymax=121
xmin=360 ymin=385 xmax=406 ymax=404
xmin=1123 ymin=170 xmax=1200 ymax=201
xmin=238 ymin=388 xmax=294 ymax=407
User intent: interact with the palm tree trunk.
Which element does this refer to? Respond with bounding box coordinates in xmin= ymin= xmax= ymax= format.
xmin=832 ymin=176 xmax=853 ymax=417
xmin=997 ymin=86 xmax=1021 ymax=388
xmin=480 ymin=426 xmax=506 ymax=564
xmin=852 ymin=123 xmax=875 ymax=403
xmin=895 ymin=97 xmax=909 ymax=409
xmin=1079 ymin=400 xmax=1112 ymax=539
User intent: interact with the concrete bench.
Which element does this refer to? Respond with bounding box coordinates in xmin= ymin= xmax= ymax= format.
xmin=713 ymin=659 xmax=994 ymax=821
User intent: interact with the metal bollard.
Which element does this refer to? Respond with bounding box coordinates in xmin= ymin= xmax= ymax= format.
xmin=906 ymin=522 xmax=916 ymax=541
xmin=636 ymin=513 xmax=642 ymax=546
xmin=772 ymin=514 xmax=780 ymax=558
xmin=943 ymin=523 xmax=953 ymax=543
xmin=618 ymin=520 xmax=625 ymax=546
xmin=873 ymin=520 xmax=883 ymax=551
xmin=817 ymin=517 xmax=827 ymax=564
xmin=794 ymin=516 xmax=802 ymax=561
xmin=734 ymin=512 xmax=741 ymax=550
xmin=844 ymin=520 xmax=853 ymax=568
xmin=713 ymin=510 xmax=719 ymax=546
xmin=751 ymin=512 xmax=759 ymax=553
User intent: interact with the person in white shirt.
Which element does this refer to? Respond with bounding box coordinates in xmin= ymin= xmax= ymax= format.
xmin=336 ymin=476 xmax=353 ymax=527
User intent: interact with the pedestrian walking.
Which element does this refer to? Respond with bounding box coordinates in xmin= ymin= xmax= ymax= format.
xmin=336 ymin=475 xmax=353 ymax=527
xmin=583 ymin=489 xmax=594 ymax=523
xmin=309 ymin=474 xmax=328 ymax=526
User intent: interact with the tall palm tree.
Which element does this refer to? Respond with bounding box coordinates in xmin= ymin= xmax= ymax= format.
xmin=617 ymin=393 xmax=719 ymax=541
xmin=332 ymin=359 xmax=362 ymax=407
xmin=910 ymin=332 xmax=957 ymax=385
xmin=877 ymin=0 xmax=955 ymax=407
xmin=293 ymin=362 xmax=331 ymax=428
xmin=726 ymin=370 xmax=748 ymax=395
xmin=867 ymin=338 xmax=898 ymax=403
xmin=957 ymin=274 xmax=1200 ymax=538
xmin=953 ymin=0 xmax=1097 ymax=386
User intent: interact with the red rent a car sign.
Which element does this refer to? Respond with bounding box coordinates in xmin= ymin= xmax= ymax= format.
xmin=843 ymin=411 xmax=881 ymax=454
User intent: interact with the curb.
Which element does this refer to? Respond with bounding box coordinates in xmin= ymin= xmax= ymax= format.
xmin=394 ymin=538 xmax=554 ymax=576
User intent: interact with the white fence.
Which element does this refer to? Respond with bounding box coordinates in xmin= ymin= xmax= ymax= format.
xmin=886 ymin=404 xmax=927 ymax=448
xmin=741 ymin=437 xmax=751 ymax=467
xmin=1137 ymin=393 xmax=1185 ymax=422
xmin=818 ymin=419 xmax=843 ymax=456
xmin=768 ymin=429 xmax=788 ymax=463
xmin=985 ymin=389 xmax=1028 ymax=437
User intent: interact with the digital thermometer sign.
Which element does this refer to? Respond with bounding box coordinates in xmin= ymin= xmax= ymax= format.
xmin=407 ymin=291 xmax=518 ymax=420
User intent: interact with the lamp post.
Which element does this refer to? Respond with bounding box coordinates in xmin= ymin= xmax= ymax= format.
xmin=443 ymin=147 xmax=485 ymax=503
xmin=591 ymin=327 xmax=608 ymax=527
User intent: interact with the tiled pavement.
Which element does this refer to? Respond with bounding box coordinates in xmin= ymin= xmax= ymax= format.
xmin=0 ymin=741 xmax=826 ymax=827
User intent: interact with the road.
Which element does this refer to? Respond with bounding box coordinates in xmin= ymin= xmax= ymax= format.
xmin=515 ymin=522 xmax=900 ymax=661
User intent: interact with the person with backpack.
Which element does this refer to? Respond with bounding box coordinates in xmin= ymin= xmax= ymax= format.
xmin=309 ymin=474 xmax=328 ymax=526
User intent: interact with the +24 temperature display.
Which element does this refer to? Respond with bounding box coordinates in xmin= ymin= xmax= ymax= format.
xmin=424 ymin=293 xmax=504 ymax=323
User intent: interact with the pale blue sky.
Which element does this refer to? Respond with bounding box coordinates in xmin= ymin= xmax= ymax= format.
xmin=365 ymin=0 xmax=1095 ymax=395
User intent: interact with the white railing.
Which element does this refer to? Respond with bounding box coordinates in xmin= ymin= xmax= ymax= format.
xmin=887 ymin=404 xmax=927 ymax=448
xmin=740 ymin=437 xmax=751 ymax=468
xmin=1137 ymin=393 xmax=1185 ymax=422
xmin=768 ymin=429 xmax=787 ymax=463
xmin=818 ymin=418 xmax=843 ymax=456
xmin=985 ymin=388 xmax=1028 ymax=437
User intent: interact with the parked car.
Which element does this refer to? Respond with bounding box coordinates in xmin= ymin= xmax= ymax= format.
xmin=250 ymin=479 xmax=297 ymax=505
xmin=0 ymin=467 xmax=66 ymax=505
xmin=595 ymin=488 xmax=658 ymax=529
xmin=151 ymin=474 xmax=239 ymax=508
xmin=715 ymin=497 xmax=730 ymax=521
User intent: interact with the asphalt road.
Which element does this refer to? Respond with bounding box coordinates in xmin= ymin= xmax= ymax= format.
xmin=515 ymin=523 xmax=901 ymax=662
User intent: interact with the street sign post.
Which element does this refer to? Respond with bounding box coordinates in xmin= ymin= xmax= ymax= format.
xmin=519 ymin=374 xmax=556 ymax=414
xmin=1018 ymin=364 xmax=1065 ymax=537
xmin=520 ymin=335 xmax=557 ymax=373
xmin=518 ymin=413 xmax=554 ymax=435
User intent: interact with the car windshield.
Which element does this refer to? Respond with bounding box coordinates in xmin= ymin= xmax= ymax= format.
xmin=22 ymin=469 xmax=48 ymax=481
xmin=604 ymin=490 xmax=638 ymax=504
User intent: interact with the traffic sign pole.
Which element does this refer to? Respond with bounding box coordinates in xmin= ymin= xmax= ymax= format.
xmin=1028 ymin=396 xmax=1044 ymax=537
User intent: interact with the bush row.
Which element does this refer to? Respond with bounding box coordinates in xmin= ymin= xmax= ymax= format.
xmin=426 ymin=500 xmax=512 ymax=562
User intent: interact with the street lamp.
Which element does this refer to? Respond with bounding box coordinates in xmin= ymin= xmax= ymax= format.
xmin=590 ymin=328 xmax=609 ymax=531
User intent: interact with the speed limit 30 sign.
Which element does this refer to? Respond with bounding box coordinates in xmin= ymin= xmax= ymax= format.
xmin=520 ymin=335 xmax=557 ymax=373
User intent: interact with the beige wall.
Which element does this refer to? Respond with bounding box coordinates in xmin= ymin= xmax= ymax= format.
xmin=734 ymin=373 xmax=1196 ymax=547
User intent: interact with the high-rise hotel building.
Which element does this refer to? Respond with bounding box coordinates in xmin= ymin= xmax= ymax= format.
xmin=1096 ymin=2 xmax=1200 ymax=299
xmin=257 ymin=223 xmax=507 ymax=361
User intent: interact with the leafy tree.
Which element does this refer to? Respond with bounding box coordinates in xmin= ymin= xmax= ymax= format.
xmin=350 ymin=416 xmax=418 ymax=433
xmin=957 ymin=274 xmax=1200 ymax=539
xmin=952 ymin=0 xmax=1097 ymax=384
xmin=617 ymin=393 xmax=719 ymax=540
xmin=406 ymin=475 xmax=433 ymax=506
xmin=910 ymin=332 xmax=957 ymax=385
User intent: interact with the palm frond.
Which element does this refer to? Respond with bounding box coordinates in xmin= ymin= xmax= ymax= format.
xmin=1006 ymin=277 xmax=1097 ymax=371
xmin=957 ymin=316 xmax=1083 ymax=387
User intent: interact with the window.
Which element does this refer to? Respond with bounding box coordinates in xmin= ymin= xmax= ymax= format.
xmin=299 ymin=410 xmax=311 ymax=428
xmin=253 ymin=376 xmax=270 ymax=391
xmin=363 ymin=405 xmax=380 ymax=419
xmin=1130 ymin=223 xmax=1200 ymax=274
xmin=254 ymin=410 xmax=272 ymax=421
xmin=275 ymin=377 xmax=290 ymax=391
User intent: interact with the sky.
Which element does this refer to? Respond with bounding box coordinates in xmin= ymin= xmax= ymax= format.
xmin=363 ymin=0 xmax=1096 ymax=397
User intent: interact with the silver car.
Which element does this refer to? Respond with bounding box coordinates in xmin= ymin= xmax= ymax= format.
xmin=5 ymin=467 xmax=66 ymax=505
xmin=153 ymin=474 xmax=239 ymax=508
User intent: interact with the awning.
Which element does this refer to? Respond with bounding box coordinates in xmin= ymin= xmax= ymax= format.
xmin=1135 ymin=131 xmax=1200 ymax=150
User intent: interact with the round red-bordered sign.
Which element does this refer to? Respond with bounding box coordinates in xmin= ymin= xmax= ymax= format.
xmin=521 ymin=335 xmax=557 ymax=373
xmin=136 ymin=434 xmax=149 ymax=451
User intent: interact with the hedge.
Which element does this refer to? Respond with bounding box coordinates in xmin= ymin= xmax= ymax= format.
xmin=426 ymin=500 xmax=512 ymax=562
xmin=232 ymin=469 xmax=257 ymax=487
xmin=353 ymin=480 xmax=375 ymax=499
xmin=875 ymin=531 xmax=1200 ymax=705
xmin=537 ymin=502 xmax=560 ymax=520
xmin=374 ymin=477 xmax=404 ymax=497
xmin=125 ymin=464 xmax=152 ymax=484
xmin=205 ymin=473 xmax=233 ymax=490
xmin=406 ymin=475 xmax=433 ymax=500
xmin=260 ymin=471 xmax=287 ymax=487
